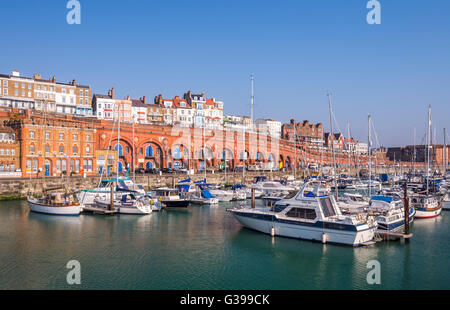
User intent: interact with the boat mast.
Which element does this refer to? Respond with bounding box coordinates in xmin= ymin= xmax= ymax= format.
xmin=327 ymin=93 xmax=338 ymax=199
xmin=426 ymin=105 xmax=431 ymax=195
xmin=132 ymin=114 xmax=136 ymax=189
xmin=347 ymin=121 xmax=351 ymax=169
xmin=42 ymin=99 xmax=46 ymax=191
xmin=444 ymin=128 xmax=447 ymax=174
xmin=294 ymin=119 xmax=297 ymax=180
xmin=203 ymin=124 xmax=206 ymax=181
xmin=368 ymin=114 xmax=372 ymax=198
xmin=413 ymin=128 xmax=416 ymax=176
xmin=242 ymin=128 xmax=245 ymax=184
xmin=117 ymin=101 xmax=121 ymax=181
xmin=250 ymin=75 xmax=254 ymax=125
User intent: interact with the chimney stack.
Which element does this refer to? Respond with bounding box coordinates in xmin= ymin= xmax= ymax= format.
xmin=142 ymin=96 xmax=146 ymax=104
xmin=71 ymin=79 xmax=76 ymax=86
xmin=111 ymin=87 xmax=115 ymax=99
xmin=34 ymin=74 xmax=42 ymax=80
xmin=52 ymin=76 xmax=56 ymax=83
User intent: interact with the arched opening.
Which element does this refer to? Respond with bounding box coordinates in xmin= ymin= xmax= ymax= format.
xmin=114 ymin=143 xmax=123 ymax=157
xmin=146 ymin=161 xmax=153 ymax=170
xmin=44 ymin=159 xmax=51 ymax=177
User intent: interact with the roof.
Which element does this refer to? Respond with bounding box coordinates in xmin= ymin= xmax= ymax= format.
xmin=131 ymin=99 xmax=147 ymax=107
xmin=93 ymin=94 xmax=114 ymax=100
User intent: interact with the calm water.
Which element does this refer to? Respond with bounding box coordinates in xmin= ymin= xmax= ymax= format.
xmin=1 ymin=199 xmax=449 ymax=290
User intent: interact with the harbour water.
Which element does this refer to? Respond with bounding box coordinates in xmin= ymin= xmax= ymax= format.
xmin=1 ymin=199 xmax=449 ymax=290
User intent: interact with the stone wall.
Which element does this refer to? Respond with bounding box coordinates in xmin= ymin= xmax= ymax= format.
xmin=0 ymin=167 xmax=408 ymax=200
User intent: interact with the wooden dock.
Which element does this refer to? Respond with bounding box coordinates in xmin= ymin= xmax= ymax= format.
xmin=376 ymin=231 xmax=413 ymax=241
xmin=82 ymin=205 xmax=118 ymax=215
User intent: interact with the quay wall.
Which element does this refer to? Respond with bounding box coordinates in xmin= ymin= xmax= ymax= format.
xmin=0 ymin=167 xmax=404 ymax=200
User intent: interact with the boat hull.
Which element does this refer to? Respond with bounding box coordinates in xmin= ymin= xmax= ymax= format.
xmin=28 ymin=199 xmax=81 ymax=216
xmin=163 ymin=200 xmax=190 ymax=208
xmin=230 ymin=211 xmax=375 ymax=246
xmin=414 ymin=207 xmax=442 ymax=218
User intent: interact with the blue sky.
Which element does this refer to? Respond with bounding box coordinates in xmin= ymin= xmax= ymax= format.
xmin=0 ymin=0 xmax=449 ymax=146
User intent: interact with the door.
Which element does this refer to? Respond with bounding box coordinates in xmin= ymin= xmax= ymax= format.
xmin=45 ymin=160 xmax=51 ymax=177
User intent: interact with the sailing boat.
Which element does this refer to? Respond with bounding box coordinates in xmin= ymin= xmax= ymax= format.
xmin=410 ymin=105 xmax=442 ymax=218
xmin=27 ymin=100 xmax=82 ymax=215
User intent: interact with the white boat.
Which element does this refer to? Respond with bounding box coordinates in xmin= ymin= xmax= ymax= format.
xmin=93 ymin=193 xmax=155 ymax=214
xmin=150 ymin=187 xmax=190 ymax=208
xmin=251 ymin=176 xmax=295 ymax=198
xmin=369 ymin=196 xmax=415 ymax=233
xmin=77 ymin=176 xmax=146 ymax=208
xmin=186 ymin=189 xmax=219 ymax=205
xmin=27 ymin=193 xmax=82 ymax=216
xmin=410 ymin=195 xmax=442 ymax=218
xmin=442 ymin=192 xmax=450 ymax=211
xmin=338 ymin=193 xmax=369 ymax=214
xmin=200 ymin=184 xmax=234 ymax=202
xmin=228 ymin=182 xmax=377 ymax=246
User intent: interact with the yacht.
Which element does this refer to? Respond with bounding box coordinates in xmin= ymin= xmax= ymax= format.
xmin=227 ymin=182 xmax=377 ymax=246
xmin=251 ymin=176 xmax=296 ymax=198
xmin=369 ymin=196 xmax=415 ymax=232
xmin=338 ymin=193 xmax=369 ymax=214
xmin=77 ymin=176 xmax=146 ymax=208
xmin=410 ymin=194 xmax=442 ymax=218
xmin=151 ymin=187 xmax=190 ymax=208
xmin=93 ymin=192 xmax=155 ymax=214
xmin=28 ymin=192 xmax=82 ymax=216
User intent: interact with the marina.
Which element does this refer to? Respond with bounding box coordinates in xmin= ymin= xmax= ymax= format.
xmin=1 ymin=195 xmax=450 ymax=290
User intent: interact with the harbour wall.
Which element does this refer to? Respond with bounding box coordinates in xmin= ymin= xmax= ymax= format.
xmin=0 ymin=167 xmax=406 ymax=200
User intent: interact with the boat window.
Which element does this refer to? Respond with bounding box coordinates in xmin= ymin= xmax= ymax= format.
xmin=319 ymin=197 xmax=336 ymax=217
xmin=285 ymin=207 xmax=316 ymax=220
xmin=271 ymin=204 xmax=288 ymax=213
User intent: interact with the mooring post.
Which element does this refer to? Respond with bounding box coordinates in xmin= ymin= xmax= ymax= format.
xmin=251 ymin=187 xmax=255 ymax=209
xmin=404 ymin=182 xmax=410 ymax=236
xmin=110 ymin=182 xmax=114 ymax=211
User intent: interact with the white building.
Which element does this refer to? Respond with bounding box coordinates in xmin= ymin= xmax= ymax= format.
xmin=131 ymin=97 xmax=148 ymax=124
xmin=92 ymin=89 xmax=116 ymax=121
xmin=355 ymin=142 xmax=369 ymax=155
xmin=255 ymin=118 xmax=282 ymax=139
xmin=224 ymin=115 xmax=252 ymax=132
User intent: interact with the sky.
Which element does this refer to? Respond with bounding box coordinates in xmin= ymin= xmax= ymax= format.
xmin=0 ymin=0 xmax=449 ymax=147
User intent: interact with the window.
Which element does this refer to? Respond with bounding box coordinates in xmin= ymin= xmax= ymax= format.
xmin=61 ymin=160 xmax=66 ymax=172
xmin=86 ymin=135 xmax=90 ymax=142
xmin=45 ymin=144 xmax=50 ymax=153
xmin=286 ymin=208 xmax=317 ymax=220
xmin=73 ymin=134 xmax=77 ymax=141
xmin=86 ymin=146 xmax=90 ymax=155
xmin=59 ymin=133 xmax=64 ymax=140
xmin=73 ymin=145 xmax=78 ymax=154
xmin=88 ymin=160 xmax=93 ymax=172
xmin=146 ymin=146 xmax=154 ymax=157
xmin=75 ymin=160 xmax=80 ymax=173
xmin=56 ymin=160 xmax=61 ymax=172
xmin=318 ymin=197 xmax=336 ymax=217
xmin=30 ymin=144 xmax=35 ymax=153
xmin=59 ymin=145 xmax=64 ymax=154
xmin=45 ymin=132 xmax=50 ymax=140
xmin=83 ymin=160 xmax=87 ymax=171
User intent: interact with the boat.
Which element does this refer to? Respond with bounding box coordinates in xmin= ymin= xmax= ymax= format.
xmin=251 ymin=176 xmax=295 ymax=198
xmin=77 ymin=175 xmax=146 ymax=208
xmin=230 ymin=184 xmax=247 ymax=201
xmin=151 ymin=187 xmax=190 ymax=208
xmin=338 ymin=193 xmax=369 ymax=214
xmin=409 ymin=105 xmax=443 ymax=219
xmin=369 ymin=196 xmax=415 ymax=232
xmin=227 ymin=182 xmax=377 ymax=246
xmin=186 ymin=189 xmax=219 ymax=205
xmin=442 ymin=192 xmax=450 ymax=211
xmin=410 ymin=194 xmax=442 ymax=218
xmin=93 ymin=192 xmax=155 ymax=214
xmin=28 ymin=192 xmax=82 ymax=216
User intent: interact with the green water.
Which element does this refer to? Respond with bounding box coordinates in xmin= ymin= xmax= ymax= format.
xmin=0 ymin=199 xmax=449 ymax=290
